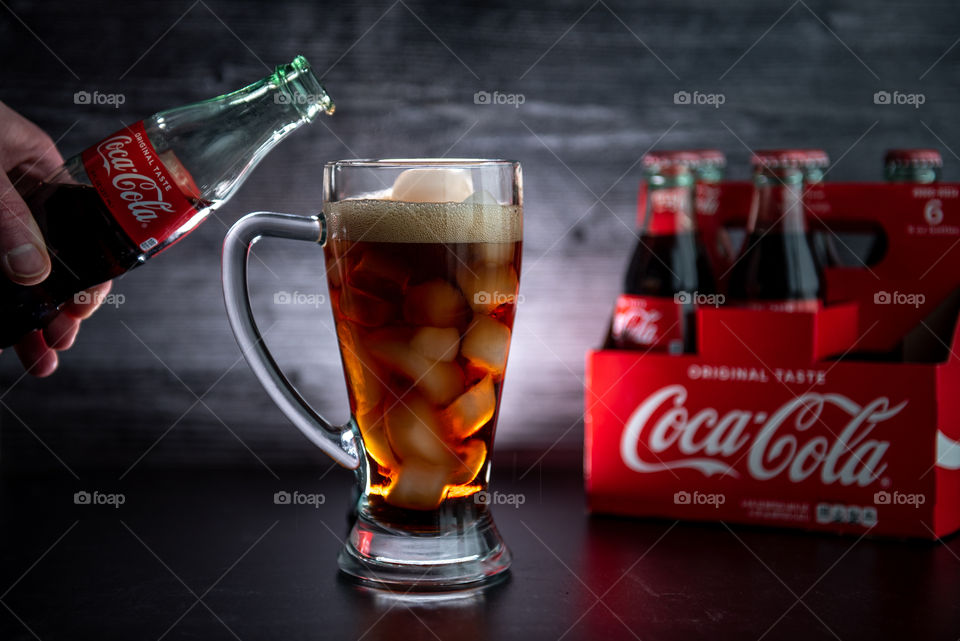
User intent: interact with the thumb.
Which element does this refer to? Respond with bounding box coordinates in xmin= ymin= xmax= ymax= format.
xmin=0 ymin=171 xmax=50 ymax=285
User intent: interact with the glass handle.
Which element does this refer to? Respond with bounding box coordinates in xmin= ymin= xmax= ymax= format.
xmin=221 ymin=211 xmax=359 ymax=469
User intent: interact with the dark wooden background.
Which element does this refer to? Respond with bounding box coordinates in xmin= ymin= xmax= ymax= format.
xmin=1 ymin=0 xmax=958 ymax=475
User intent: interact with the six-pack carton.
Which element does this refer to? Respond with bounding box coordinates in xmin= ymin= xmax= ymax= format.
xmin=585 ymin=180 xmax=960 ymax=538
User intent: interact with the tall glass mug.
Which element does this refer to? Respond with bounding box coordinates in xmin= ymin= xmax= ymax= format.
xmin=222 ymin=159 xmax=522 ymax=587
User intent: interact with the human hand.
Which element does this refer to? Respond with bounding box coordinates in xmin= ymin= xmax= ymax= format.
xmin=0 ymin=102 xmax=112 ymax=377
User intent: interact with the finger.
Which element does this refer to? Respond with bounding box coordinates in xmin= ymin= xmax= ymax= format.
xmin=13 ymin=330 xmax=58 ymax=377
xmin=0 ymin=102 xmax=65 ymax=182
xmin=0 ymin=170 xmax=50 ymax=285
xmin=0 ymin=102 xmax=64 ymax=286
xmin=42 ymin=313 xmax=80 ymax=350
xmin=61 ymin=280 xmax=112 ymax=320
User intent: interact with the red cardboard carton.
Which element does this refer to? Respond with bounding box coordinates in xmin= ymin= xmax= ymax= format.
xmin=586 ymin=181 xmax=960 ymax=538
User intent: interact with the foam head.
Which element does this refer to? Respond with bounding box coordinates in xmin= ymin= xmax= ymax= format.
xmin=325 ymin=167 xmax=521 ymax=243
xmin=324 ymin=199 xmax=521 ymax=244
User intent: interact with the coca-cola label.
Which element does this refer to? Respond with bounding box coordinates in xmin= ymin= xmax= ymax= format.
xmin=695 ymin=182 xmax=720 ymax=217
xmin=620 ymin=384 xmax=904 ymax=486
xmin=82 ymin=121 xmax=199 ymax=253
xmin=611 ymin=294 xmax=683 ymax=352
xmin=645 ymin=186 xmax=694 ymax=235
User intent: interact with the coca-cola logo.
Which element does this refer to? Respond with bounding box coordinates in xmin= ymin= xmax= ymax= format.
xmin=612 ymin=305 xmax=661 ymax=346
xmin=695 ymin=183 xmax=719 ymax=216
xmin=611 ymin=295 xmax=683 ymax=351
xmin=94 ymin=134 xmax=176 ymax=224
xmin=620 ymin=385 xmax=906 ymax=486
xmin=650 ymin=188 xmax=688 ymax=214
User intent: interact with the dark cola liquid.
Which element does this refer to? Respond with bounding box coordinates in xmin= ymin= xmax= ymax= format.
xmin=325 ymin=234 xmax=521 ymax=524
xmin=624 ymin=231 xmax=715 ymax=352
xmin=0 ymin=183 xmax=142 ymax=346
xmin=727 ymin=231 xmax=823 ymax=303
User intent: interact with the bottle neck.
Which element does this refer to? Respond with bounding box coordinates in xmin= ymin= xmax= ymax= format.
xmin=695 ymin=167 xmax=724 ymax=184
xmin=885 ymin=164 xmax=940 ymax=184
xmin=747 ymin=168 xmax=807 ymax=234
xmin=642 ymin=171 xmax=697 ymax=236
xmin=804 ymin=167 xmax=825 ymax=184
xmin=146 ymin=57 xmax=332 ymax=208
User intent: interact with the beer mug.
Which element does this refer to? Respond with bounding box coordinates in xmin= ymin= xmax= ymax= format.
xmin=222 ymin=159 xmax=522 ymax=587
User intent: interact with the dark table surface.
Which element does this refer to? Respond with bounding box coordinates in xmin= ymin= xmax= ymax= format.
xmin=1 ymin=465 xmax=958 ymax=641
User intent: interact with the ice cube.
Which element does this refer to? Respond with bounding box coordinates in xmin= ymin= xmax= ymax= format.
xmin=386 ymin=459 xmax=450 ymax=510
xmin=461 ymin=315 xmax=511 ymax=377
xmin=456 ymin=264 xmax=519 ymax=313
xmin=348 ymin=250 xmax=409 ymax=297
xmin=392 ymin=168 xmax=474 ymax=203
xmin=384 ymin=394 xmax=456 ymax=466
xmin=417 ymin=360 xmax=465 ymax=406
xmin=441 ymin=374 xmax=496 ymax=440
xmin=461 ymin=189 xmax=499 ymax=204
xmin=411 ymin=326 xmax=460 ymax=362
xmin=367 ymin=329 xmax=423 ymax=373
xmin=367 ymin=330 xmax=465 ymax=405
xmin=469 ymin=242 xmax=516 ymax=266
xmin=356 ymin=407 xmax=399 ymax=471
xmin=403 ymin=279 xmax=469 ymax=327
xmin=367 ymin=331 xmax=423 ymax=378
xmin=339 ymin=287 xmax=396 ymax=327
xmin=448 ymin=439 xmax=487 ymax=485
xmin=337 ymin=323 xmax=383 ymax=413
xmin=463 ymin=361 xmax=491 ymax=387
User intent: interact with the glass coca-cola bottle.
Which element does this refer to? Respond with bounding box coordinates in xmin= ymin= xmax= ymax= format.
xmin=692 ymin=149 xmax=726 ymax=186
xmin=612 ymin=151 xmax=715 ymax=353
xmin=890 ymin=149 xmax=943 ymax=362
xmin=690 ymin=149 xmax=733 ymax=265
xmin=885 ymin=148 xmax=942 ymax=184
xmin=861 ymin=148 xmax=943 ymax=266
xmin=801 ymin=149 xmax=844 ymax=268
xmin=803 ymin=149 xmax=829 ymax=184
xmin=0 ymin=56 xmax=333 ymax=348
xmin=727 ymin=149 xmax=824 ymax=311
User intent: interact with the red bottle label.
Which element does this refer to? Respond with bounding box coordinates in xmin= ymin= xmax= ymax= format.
xmin=611 ymin=294 xmax=684 ymax=352
xmin=81 ymin=122 xmax=199 ymax=253
xmin=695 ymin=182 xmax=720 ymax=217
xmin=645 ymin=186 xmax=695 ymax=235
